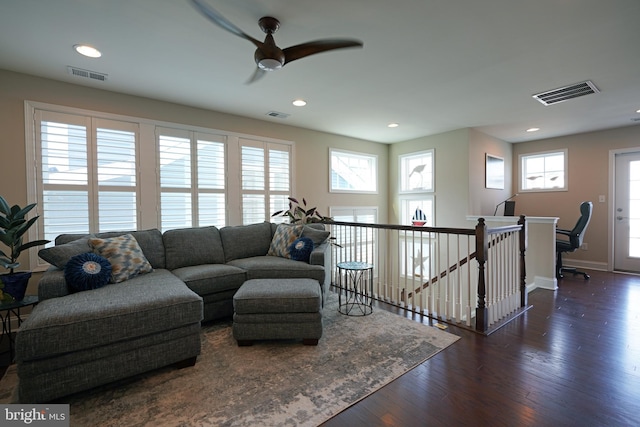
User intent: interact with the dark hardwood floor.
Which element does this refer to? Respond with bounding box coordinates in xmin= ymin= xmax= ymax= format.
xmin=2 ymin=271 xmax=638 ymax=426
xmin=322 ymin=270 xmax=640 ymax=427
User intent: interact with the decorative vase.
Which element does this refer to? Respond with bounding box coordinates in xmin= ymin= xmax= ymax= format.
xmin=0 ymin=271 xmax=32 ymax=301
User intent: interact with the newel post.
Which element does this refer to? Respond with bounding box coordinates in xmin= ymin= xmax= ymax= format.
xmin=518 ymin=215 xmax=528 ymax=307
xmin=475 ymin=218 xmax=488 ymax=332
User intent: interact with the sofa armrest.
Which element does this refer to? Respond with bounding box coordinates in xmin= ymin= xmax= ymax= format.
xmin=37 ymin=267 xmax=71 ymax=301
xmin=309 ymin=241 xmax=329 ymax=267
xmin=309 ymin=241 xmax=331 ymax=301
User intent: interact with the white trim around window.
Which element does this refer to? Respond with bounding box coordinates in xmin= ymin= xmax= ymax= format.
xmin=518 ymin=148 xmax=568 ymax=192
xmin=329 ymin=148 xmax=378 ymax=193
xmin=399 ymin=149 xmax=434 ymax=193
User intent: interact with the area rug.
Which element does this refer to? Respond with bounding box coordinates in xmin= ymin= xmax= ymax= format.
xmin=0 ymin=294 xmax=459 ymax=426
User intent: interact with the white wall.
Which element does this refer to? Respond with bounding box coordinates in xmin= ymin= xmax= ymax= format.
xmin=389 ymin=128 xmax=470 ymax=228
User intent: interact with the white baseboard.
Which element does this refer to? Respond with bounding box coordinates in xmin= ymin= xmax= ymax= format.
xmin=562 ymin=258 xmax=608 ymax=272
xmin=527 ymin=275 xmax=557 ymax=292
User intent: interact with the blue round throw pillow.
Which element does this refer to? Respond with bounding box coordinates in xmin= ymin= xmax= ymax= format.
xmin=288 ymin=237 xmax=314 ymax=262
xmin=64 ymin=252 xmax=112 ymax=292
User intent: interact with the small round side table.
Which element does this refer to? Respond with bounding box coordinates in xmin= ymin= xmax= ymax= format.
xmin=0 ymin=295 xmax=38 ymax=364
xmin=337 ymin=261 xmax=374 ymax=316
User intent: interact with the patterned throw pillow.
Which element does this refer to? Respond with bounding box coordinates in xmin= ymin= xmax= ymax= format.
xmin=288 ymin=237 xmax=314 ymax=263
xmin=267 ymin=224 xmax=304 ymax=258
xmin=89 ymin=234 xmax=153 ymax=283
xmin=64 ymin=252 xmax=112 ymax=292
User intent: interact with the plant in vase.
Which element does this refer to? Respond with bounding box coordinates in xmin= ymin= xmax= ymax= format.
xmin=0 ymin=195 xmax=50 ymax=302
xmin=272 ymin=197 xmax=341 ymax=247
xmin=272 ymin=197 xmax=332 ymax=224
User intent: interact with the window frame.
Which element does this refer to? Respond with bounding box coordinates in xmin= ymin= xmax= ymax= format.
xmin=399 ymin=149 xmax=435 ymax=193
xmin=156 ymin=126 xmax=229 ymax=231
xmin=518 ymin=149 xmax=568 ymax=193
xmin=329 ymin=148 xmax=378 ymax=194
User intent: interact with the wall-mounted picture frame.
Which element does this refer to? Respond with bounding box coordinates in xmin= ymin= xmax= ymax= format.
xmin=485 ymin=154 xmax=504 ymax=189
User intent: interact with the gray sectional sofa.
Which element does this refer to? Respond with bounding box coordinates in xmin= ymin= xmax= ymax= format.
xmin=15 ymin=221 xmax=331 ymax=403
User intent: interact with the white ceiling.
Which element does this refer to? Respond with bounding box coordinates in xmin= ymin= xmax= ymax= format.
xmin=1 ymin=0 xmax=639 ymax=144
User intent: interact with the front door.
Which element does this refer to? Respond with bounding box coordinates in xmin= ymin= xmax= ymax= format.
xmin=614 ymin=151 xmax=640 ymax=272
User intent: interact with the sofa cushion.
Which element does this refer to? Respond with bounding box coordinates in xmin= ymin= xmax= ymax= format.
xmin=163 ymin=226 xmax=225 ymax=270
xmin=267 ymin=224 xmax=304 ymax=258
xmin=301 ymin=225 xmax=331 ymax=246
xmin=53 ymin=229 xmax=166 ymax=269
xmin=170 ymin=264 xmax=246 ymax=296
xmin=228 ymin=255 xmax=325 ymax=283
xmin=64 ymin=252 xmax=112 ymax=292
xmin=90 ymin=234 xmax=153 ymax=283
xmin=219 ymin=222 xmax=273 ymax=262
xmin=15 ymin=269 xmax=203 ymax=362
xmin=233 ymin=278 xmax=321 ymax=314
xmin=38 ymin=236 xmax=93 ymax=269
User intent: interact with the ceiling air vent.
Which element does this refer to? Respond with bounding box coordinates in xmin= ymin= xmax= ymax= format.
xmin=266 ymin=111 xmax=290 ymax=119
xmin=533 ymin=80 xmax=599 ymax=106
xmin=67 ymin=66 xmax=108 ymax=82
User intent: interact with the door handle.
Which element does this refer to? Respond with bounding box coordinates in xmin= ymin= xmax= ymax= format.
xmin=617 ymin=216 xmax=628 ymax=220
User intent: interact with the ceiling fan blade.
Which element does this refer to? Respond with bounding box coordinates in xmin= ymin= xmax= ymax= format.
xmin=190 ymin=0 xmax=263 ymax=49
xmin=283 ymin=39 xmax=363 ymax=65
xmin=245 ymin=67 xmax=267 ymax=84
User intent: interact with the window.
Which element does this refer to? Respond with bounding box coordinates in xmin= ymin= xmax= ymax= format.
xmin=398 ymin=150 xmax=435 ymax=226
xmin=35 ymin=111 xmax=139 ymax=244
xmin=400 ymin=150 xmax=434 ymax=192
xmin=240 ymin=138 xmax=292 ymax=225
xmin=399 ymin=195 xmax=434 ymax=227
xmin=157 ymin=127 xmax=227 ymax=231
xmin=330 ymin=149 xmax=377 ymax=193
xmin=398 ymin=196 xmax=434 ymax=279
xmin=519 ymin=149 xmax=567 ymax=191
xmin=26 ymin=102 xmax=293 ymax=270
xmin=329 ymin=207 xmax=378 ymax=266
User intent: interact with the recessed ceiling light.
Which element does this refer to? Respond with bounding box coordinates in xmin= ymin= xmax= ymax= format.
xmin=636 ymin=109 xmax=640 ymax=113
xmin=73 ymin=44 xmax=102 ymax=58
xmin=526 ymin=127 xmax=540 ymax=132
xmin=292 ymin=99 xmax=307 ymax=107
xmin=387 ymin=123 xmax=399 ymax=128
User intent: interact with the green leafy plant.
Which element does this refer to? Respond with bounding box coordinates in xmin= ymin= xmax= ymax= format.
xmin=272 ymin=197 xmax=341 ymax=248
xmin=0 ymin=195 xmax=50 ymax=274
xmin=272 ymin=197 xmax=333 ymax=224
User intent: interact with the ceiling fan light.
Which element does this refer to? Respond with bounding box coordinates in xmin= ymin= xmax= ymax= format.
xmin=257 ymin=58 xmax=283 ymax=71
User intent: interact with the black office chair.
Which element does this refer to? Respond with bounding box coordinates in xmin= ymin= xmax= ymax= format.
xmin=556 ymin=201 xmax=593 ymax=280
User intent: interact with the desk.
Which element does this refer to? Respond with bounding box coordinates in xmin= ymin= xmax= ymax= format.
xmin=337 ymin=262 xmax=374 ymax=316
xmin=1 ymin=295 xmax=38 ymax=363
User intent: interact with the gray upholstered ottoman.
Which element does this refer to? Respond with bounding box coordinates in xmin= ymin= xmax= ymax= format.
xmin=232 ymin=278 xmax=323 ymax=346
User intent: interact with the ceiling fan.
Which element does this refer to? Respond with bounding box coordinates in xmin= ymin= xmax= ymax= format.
xmin=190 ymin=0 xmax=363 ymax=83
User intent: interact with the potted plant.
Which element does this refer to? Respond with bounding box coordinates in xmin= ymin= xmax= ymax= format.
xmin=272 ymin=197 xmax=342 ymax=248
xmin=272 ymin=197 xmax=333 ymax=224
xmin=0 ymin=195 xmax=50 ymax=302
